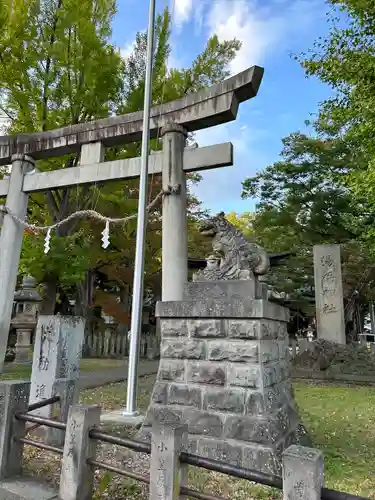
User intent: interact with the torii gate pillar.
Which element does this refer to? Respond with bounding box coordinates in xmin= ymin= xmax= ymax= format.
xmin=161 ymin=124 xmax=188 ymax=302
xmin=0 ymin=155 xmax=35 ymax=372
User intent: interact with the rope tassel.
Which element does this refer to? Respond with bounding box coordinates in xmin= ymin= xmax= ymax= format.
xmin=102 ymin=221 xmax=110 ymax=249
xmin=44 ymin=228 xmax=51 ymax=254
xmin=1 ymin=188 xmax=168 ymax=255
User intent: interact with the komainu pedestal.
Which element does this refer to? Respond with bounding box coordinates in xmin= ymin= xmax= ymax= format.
xmin=143 ymin=281 xmax=308 ymax=474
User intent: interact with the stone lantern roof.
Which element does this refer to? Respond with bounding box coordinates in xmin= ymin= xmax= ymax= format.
xmin=13 ymin=276 xmax=42 ymax=304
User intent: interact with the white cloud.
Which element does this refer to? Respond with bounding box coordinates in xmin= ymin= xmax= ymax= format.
xmin=173 ymin=0 xmax=193 ymax=27
xmin=206 ymin=0 xmax=324 ymax=74
xmin=207 ymin=0 xmax=279 ymax=73
xmin=165 ymin=0 xmax=327 ymax=213
xmin=190 ymin=117 xmax=271 ymax=213
xmin=169 ymin=0 xmax=325 ymax=73
xmin=120 ymin=40 xmax=136 ymax=59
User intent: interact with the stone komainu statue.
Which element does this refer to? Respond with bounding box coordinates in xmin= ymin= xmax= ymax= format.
xmin=193 ymin=212 xmax=270 ymax=281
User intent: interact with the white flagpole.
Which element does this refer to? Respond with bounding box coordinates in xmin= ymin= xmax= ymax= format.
xmin=124 ymin=0 xmax=156 ymax=416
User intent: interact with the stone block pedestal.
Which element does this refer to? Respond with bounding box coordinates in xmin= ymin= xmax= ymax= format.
xmin=14 ymin=329 xmax=32 ymax=363
xmin=142 ymin=281 xmax=308 ymax=475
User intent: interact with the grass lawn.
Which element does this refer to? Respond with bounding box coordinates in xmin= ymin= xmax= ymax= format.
xmin=80 ymin=378 xmax=375 ymax=499
xmin=18 ymin=376 xmax=375 ymax=499
xmin=0 ymin=358 xmax=125 ymax=380
xmin=294 ymin=381 xmax=375 ymax=498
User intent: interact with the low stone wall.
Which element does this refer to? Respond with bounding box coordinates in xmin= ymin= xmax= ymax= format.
xmin=291 ymin=339 xmax=375 ymax=377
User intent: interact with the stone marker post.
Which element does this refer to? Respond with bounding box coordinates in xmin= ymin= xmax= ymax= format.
xmin=0 ymin=380 xmax=30 ymax=479
xmin=0 ymin=155 xmax=35 ymax=372
xmin=150 ymin=421 xmax=188 ymax=500
xmin=161 ymin=123 xmax=188 ymax=302
xmin=29 ymin=315 xmax=85 ymax=417
xmin=59 ymin=404 xmax=101 ymax=500
xmin=282 ymin=445 xmax=324 ymax=500
xmin=313 ymin=244 xmax=345 ymax=344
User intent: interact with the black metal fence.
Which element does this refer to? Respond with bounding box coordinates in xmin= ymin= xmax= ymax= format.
xmin=9 ymin=394 xmax=369 ymax=500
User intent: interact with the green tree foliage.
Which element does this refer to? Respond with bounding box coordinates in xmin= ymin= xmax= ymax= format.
xmin=0 ymin=1 xmax=241 ymax=312
xmin=299 ymin=0 xmax=375 ymax=152
xmin=236 ymin=0 xmax=375 ymax=332
xmin=241 ymin=131 xmax=375 ymax=310
xmin=242 ymin=132 xmax=364 ymax=245
xmin=298 ymin=0 xmax=375 ymax=250
xmin=225 ymin=211 xmax=255 ymax=241
xmin=0 ymin=0 xmax=124 ymax=310
xmin=0 ymin=0 xmax=122 ymax=131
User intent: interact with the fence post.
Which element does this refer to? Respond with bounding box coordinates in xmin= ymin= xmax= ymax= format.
xmin=149 ymin=421 xmax=188 ymax=500
xmin=179 ymin=458 xmax=189 ymax=500
xmin=59 ymin=404 xmax=101 ymax=500
xmin=47 ymin=378 xmax=77 ymax=446
xmin=0 ymin=380 xmax=30 ymax=479
xmin=282 ymin=445 xmax=324 ymax=500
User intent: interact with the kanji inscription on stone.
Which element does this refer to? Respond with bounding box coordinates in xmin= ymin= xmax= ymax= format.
xmin=29 ymin=316 xmax=85 ymax=417
xmin=313 ymin=244 xmax=345 ymax=344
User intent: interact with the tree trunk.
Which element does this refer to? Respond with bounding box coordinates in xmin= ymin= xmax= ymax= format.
xmin=39 ymin=280 xmax=58 ymax=315
xmin=55 ymin=288 xmax=72 ymax=315
xmin=75 ymin=271 xmax=95 ymax=357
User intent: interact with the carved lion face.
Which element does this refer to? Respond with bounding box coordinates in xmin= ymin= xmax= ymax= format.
xmin=199 ymin=212 xmax=227 ymax=237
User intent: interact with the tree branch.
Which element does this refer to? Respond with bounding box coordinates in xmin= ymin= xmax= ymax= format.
xmin=45 ymin=191 xmax=60 ymax=221
xmin=0 ymin=104 xmax=15 ymax=122
xmin=41 ymin=0 xmax=63 ymax=132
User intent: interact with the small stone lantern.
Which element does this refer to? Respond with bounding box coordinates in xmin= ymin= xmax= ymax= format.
xmin=11 ymin=276 xmax=42 ymax=363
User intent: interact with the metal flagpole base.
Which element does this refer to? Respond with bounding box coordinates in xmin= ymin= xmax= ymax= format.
xmin=122 ymin=409 xmax=140 ymax=417
xmin=100 ymin=409 xmax=145 ymax=427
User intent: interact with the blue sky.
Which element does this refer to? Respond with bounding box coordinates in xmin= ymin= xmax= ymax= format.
xmin=111 ymin=0 xmax=335 ymax=214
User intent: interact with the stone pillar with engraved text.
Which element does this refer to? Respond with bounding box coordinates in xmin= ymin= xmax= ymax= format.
xmin=313 ymin=244 xmax=345 ymax=344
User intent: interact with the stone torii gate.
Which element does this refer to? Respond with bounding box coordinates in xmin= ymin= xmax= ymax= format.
xmin=0 ymin=65 xmax=264 ymax=371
